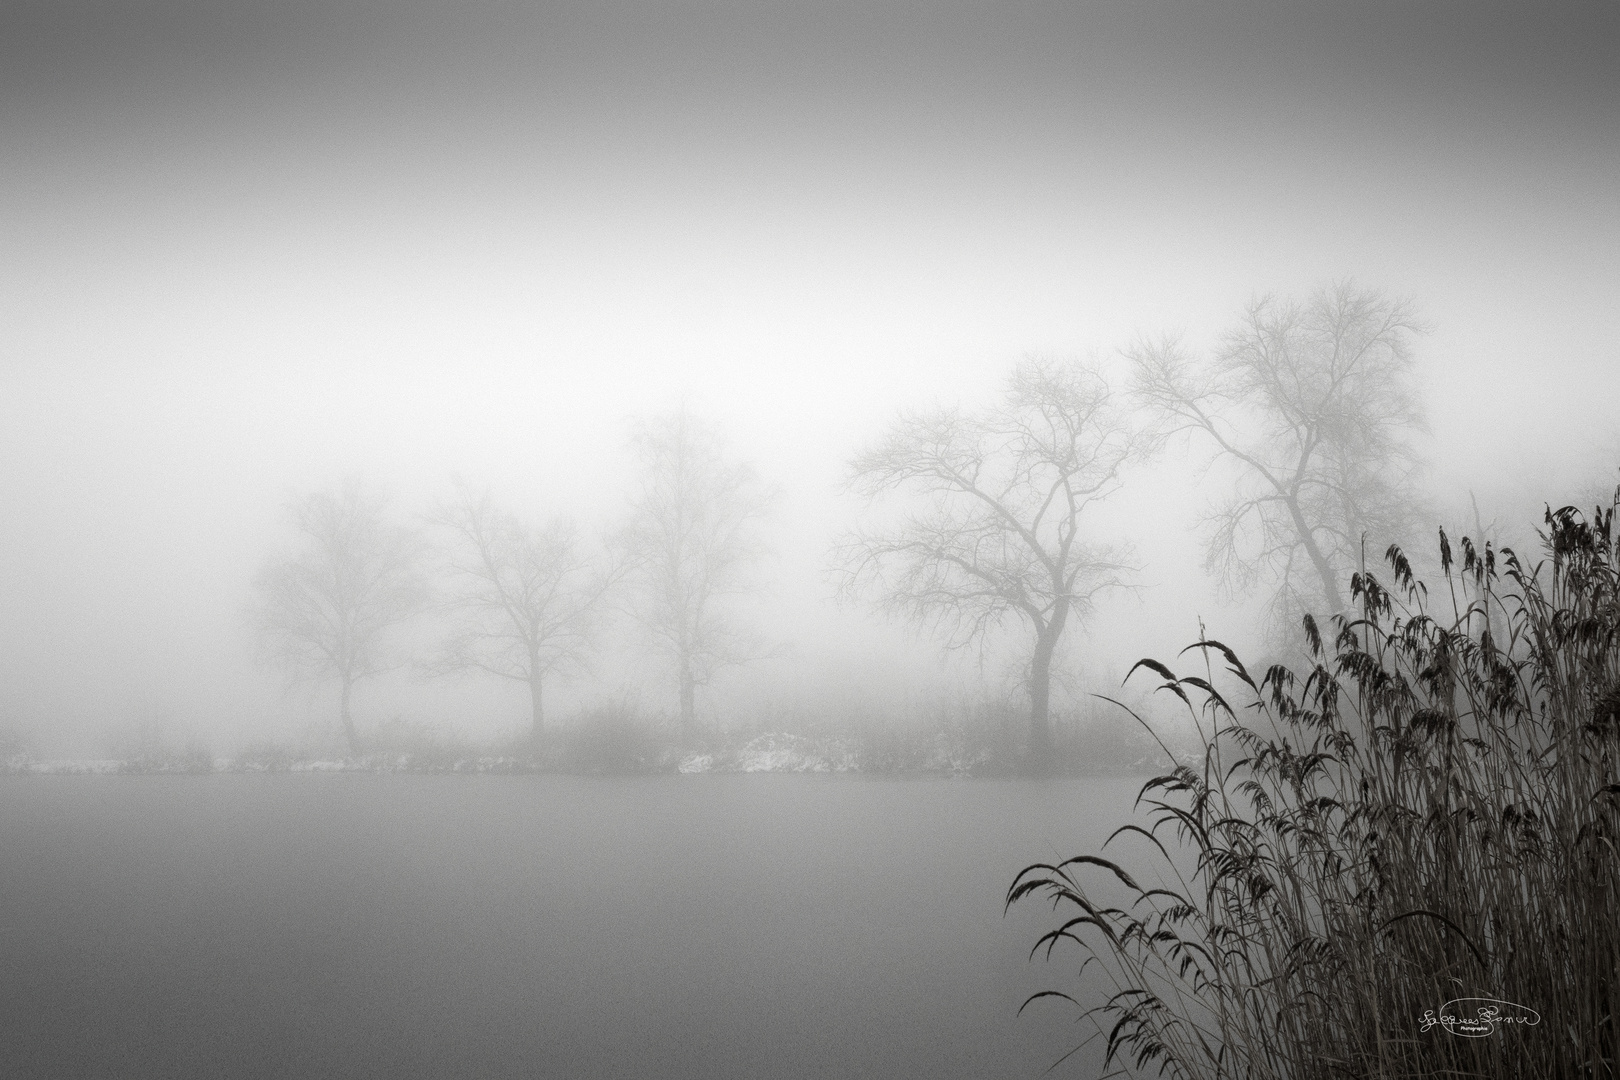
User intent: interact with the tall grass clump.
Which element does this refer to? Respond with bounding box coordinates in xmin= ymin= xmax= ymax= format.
xmin=1010 ymin=502 xmax=1620 ymax=1078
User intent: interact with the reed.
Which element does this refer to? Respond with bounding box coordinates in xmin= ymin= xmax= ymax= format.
xmin=1010 ymin=500 xmax=1620 ymax=1078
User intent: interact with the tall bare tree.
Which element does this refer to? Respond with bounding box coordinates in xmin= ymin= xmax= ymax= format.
xmin=426 ymin=487 xmax=616 ymax=741
xmin=254 ymin=482 xmax=427 ymax=754
xmin=838 ymin=359 xmax=1147 ymax=759
xmin=625 ymin=411 xmax=773 ymax=737
xmin=1129 ymin=281 xmax=1426 ymax=631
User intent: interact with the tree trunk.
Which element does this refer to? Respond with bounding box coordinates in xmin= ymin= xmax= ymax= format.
xmin=1027 ymin=599 xmax=1071 ymax=768
xmin=340 ymin=674 xmax=358 ymax=756
xmin=678 ymin=657 xmax=697 ymax=740
xmin=1029 ymin=633 xmax=1057 ymax=764
xmin=1285 ymin=496 xmax=1346 ymax=614
xmin=528 ymin=665 xmax=544 ymax=743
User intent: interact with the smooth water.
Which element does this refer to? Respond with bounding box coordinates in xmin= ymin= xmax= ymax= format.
xmin=0 ymin=774 xmax=1144 ymax=1078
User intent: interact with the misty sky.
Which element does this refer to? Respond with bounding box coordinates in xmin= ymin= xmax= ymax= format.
xmin=2 ymin=0 xmax=1617 ymax=752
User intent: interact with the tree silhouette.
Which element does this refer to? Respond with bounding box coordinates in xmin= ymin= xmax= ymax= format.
xmin=426 ymin=485 xmax=618 ymax=741
xmin=254 ymin=481 xmax=427 ymax=753
xmin=624 ymin=411 xmax=773 ymax=737
xmin=839 ymin=359 xmax=1147 ymax=761
xmin=1130 ymin=281 xmax=1427 ymax=633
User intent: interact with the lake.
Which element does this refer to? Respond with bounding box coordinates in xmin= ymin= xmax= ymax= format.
xmin=0 ymin=774 xmax=1145 ymax=1078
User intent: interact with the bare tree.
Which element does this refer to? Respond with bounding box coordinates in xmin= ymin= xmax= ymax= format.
xmin=624 ymin=411 xmax=773 ymax=738
xmin=426 ymin=487 xmax=617 ymax=741
xmin=1129 ymin=281 xmax=1427 ymax=631
xmin=837 ymin=359 xmax=1147 ymax=759
xmin=254 ymin=482 xmax=427 ymax=754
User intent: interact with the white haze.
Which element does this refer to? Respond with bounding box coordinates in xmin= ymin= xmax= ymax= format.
xmin=1 ymin=0 xmax=1616 ymax=755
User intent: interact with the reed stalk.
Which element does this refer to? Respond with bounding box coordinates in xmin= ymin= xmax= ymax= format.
xmin=1011 ymin=500 xmax=1620 ymax=1078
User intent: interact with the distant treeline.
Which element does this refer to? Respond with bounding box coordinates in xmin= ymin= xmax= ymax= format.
xmin=242 ymin=282 xmax=1613 ymax=770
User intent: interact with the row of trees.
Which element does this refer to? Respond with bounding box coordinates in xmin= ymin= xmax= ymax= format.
xmin=840 ymin=281 xmax=1427 ymax=756
xmin=257 ymin=282 xmax=1430 ymax=760
xmin=253 ymin=413 xmax=773 ymax=753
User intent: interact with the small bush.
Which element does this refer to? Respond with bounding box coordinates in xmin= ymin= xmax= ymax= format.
xmin=1011 ymin=502 xmax=1620 ymax=1078
xmin=230 ymin=740 xmax=302 ymax=772
xmin=0 ymin=725 xmax=33 ymax=769
xmin=359 ymin=717 xmax=483 ymax=771
xmin=1049 ymin=698 xmax=1193 ymax=776
xmin=108 ymin=721 xmax=214 ymax=774
xmin=554 ymin=695 xmax=673 ymax=774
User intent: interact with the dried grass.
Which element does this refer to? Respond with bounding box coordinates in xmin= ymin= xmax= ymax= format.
xmin=1011 ymin=499 xmax=1620 ymax=1078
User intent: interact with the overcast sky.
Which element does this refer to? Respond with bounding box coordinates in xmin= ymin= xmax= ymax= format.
xmin=2 ymin=0 xmax=1617 ymax=752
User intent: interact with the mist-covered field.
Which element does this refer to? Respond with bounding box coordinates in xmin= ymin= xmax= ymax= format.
xmin=0 ymin=774 xmax=1133 ymax=1080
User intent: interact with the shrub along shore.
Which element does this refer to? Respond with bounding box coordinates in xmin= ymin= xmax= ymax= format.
xmin=2 ymin=703 xmax=1192 ymax=778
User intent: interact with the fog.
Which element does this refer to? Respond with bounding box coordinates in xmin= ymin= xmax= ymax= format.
xmin=3 ymin=0 xmax=1617 ymax=757
xmin=2 ymin=4 xmax=1618 ymax=1078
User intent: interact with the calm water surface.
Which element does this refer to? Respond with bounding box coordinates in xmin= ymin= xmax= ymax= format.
xmin=0 ymin=774 xmax=1146 ymax=1079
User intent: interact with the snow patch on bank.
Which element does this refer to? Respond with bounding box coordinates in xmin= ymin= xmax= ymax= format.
xmin=675 ymin=733 xmax=859 ymax=774
xmin=4 ymin=758 xmax=124 ymax=774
